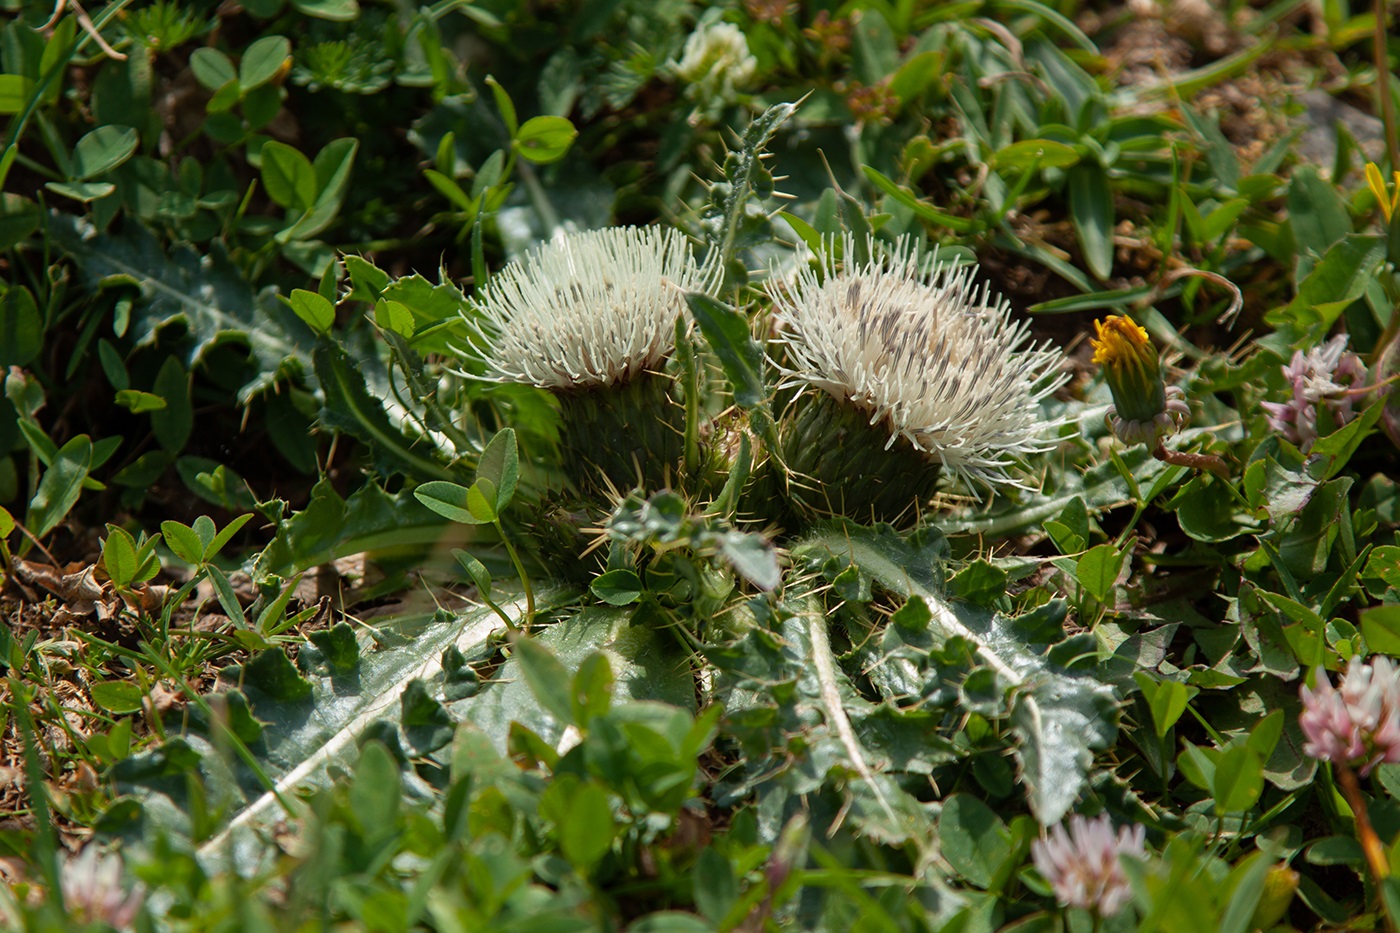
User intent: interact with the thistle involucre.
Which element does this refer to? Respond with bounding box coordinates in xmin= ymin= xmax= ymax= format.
xmin=466 ymin=226 xmax=716 ymax=495
xmin=769 ymin=237 xmax=1068 ymax=521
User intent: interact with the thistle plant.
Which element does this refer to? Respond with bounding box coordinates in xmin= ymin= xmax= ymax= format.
xmin=465 ymin=226 xmax=718 ymax=498
xmin=768 ymin=237 xmax=1069 ymax=523
xmin=18 ymin=2 xmax=1400 ymax=929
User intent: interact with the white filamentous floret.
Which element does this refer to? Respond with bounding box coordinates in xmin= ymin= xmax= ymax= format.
xmin=769 ymin=236 xmax=1071 ymax=490
xmin=466 ymin=226 xmax=715 ymax=389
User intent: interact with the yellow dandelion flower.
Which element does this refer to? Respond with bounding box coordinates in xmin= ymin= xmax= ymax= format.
xmin=1089 ymin=315 xmax=1188 ymax=446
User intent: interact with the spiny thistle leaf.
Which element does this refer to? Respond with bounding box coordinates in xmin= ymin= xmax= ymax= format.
xmin=704 ymin=600 xmax=946 ymax=846
xmin=104 ymin=589 xmax=716 ymax=868
xmin=106 ymin=589 xmax=558 ymax=862
xmin=49 ymin=215 xmax=316 ymax=401
xmin=793 ymin=522 xmax=1119 ymax=824
xmin=313 ymin=341 xmax=456 ymax=481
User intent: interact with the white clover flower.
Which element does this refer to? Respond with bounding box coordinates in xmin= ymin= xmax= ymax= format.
xmin=768 ymin=236 xmax=1071 ymax=492
xmin=59 ymin=847 xmax=144 ymax=930
xmin=466 ymin=226 xmax=716 ymax=390
xmin=1262 ymin=334 xmax=1367 ymax=452
xmin=1032 ymin=814 xmax=1145 ymax=917
xmin=1300 ymin=655 xmax=1400 ymax=777
xmin=673 ymin=19 xmax=758 ymax=107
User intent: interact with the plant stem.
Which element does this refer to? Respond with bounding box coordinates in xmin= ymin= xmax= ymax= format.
xmin=677 ymin=315 xmax=702 ymax=480
xmin=1114 ymin=504 xmax=1147 ymax=550
xmin=481 ymin=594 xmax=519 ymax=633
xmin=9 ymin=678 xmax=64 ymax=912
xmin=1337 ymin=761 xmax=1397 ymax=930
xmin=495 ymin=519 xmax=535 ymax=630
xmin=1152 ymin=441 xmax=1230 ymax=482
xmin=517 ymin=160 xmax=561 ymax=237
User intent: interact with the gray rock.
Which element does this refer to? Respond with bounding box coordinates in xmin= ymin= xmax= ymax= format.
xmin=1295 ymin=88 xmax=1386 ymax=172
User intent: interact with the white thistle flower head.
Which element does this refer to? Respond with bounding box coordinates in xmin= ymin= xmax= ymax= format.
xmin=1031 ymin=814 xmax=1145 ymax=917
xmin=466 ymin=226 xmax=716 ymax=390
xmin=1300 ymin=655 xmax=1400 ymax=776
xmin=464 ymin=226 xmax=717 ymax=498
xmin=769 ymin=236 xmax=1071 ymax=496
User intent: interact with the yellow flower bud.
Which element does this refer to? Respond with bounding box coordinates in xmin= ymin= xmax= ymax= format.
xmin=1251 ymin=864 xmax=1299 ymax=931
xmin=1089 ymin=315 xmax=1189 ymax=446
xmin=1365 ymin=162 xmax=1400 ymax=222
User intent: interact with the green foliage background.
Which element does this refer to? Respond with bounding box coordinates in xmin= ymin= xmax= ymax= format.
xmin=2 ymin=0 xmax=1400 ymax=929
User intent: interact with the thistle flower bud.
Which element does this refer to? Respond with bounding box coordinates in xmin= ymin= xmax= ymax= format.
xmin=1090 ymin=315 xmax=1189 ymax=446
xmin=1299 ymin=655 xmax=1400 ymax=777
xmin=464 ymin=227 xmax=717 ymax=496
xmin=1031 ymin=814 xmax=1145 ymax=917
xmin=768 ymin=237 xmax=1069 ymax=522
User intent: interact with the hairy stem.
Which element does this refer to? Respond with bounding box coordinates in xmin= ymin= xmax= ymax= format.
xmin=1152 ymin=441 xmax=1230 ymax=482
xmin=1337 ymin=761 xmax=1397 ymax=931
